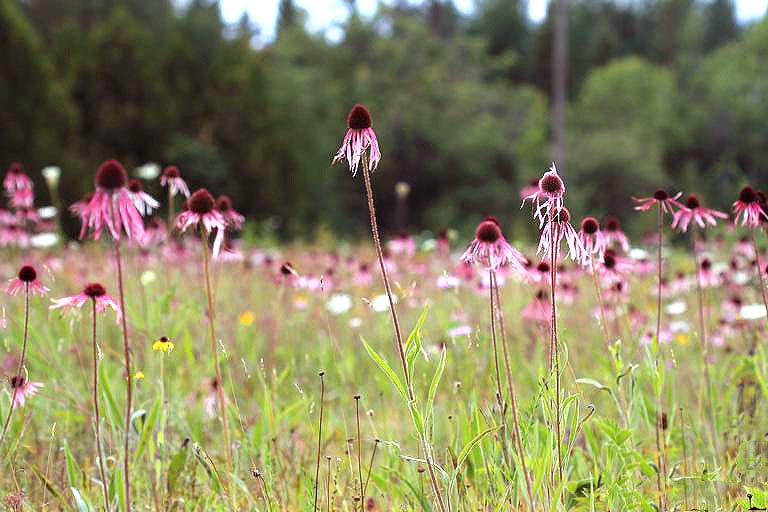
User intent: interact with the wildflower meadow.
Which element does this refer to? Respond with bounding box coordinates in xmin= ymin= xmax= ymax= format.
xmin=0 ymin=102 xmax=767 ymax=512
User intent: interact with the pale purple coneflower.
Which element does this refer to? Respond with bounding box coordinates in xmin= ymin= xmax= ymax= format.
xmin=9 ymin=188 xmax=34 ymax=209
xmin=537 ymin=207 xmax=588 ymax=266
xmin=633 ymin=188 xmax=684 ymax=214
xmin=72 ymin=160 xmax=144 ymax=241
xmin=521 ymin=164 xmax=565 ymax=227
xmin=127 ymin=179 xmax=160 ymax=216
xmin=460 ymin=217 xmax=526 ymax=274
xmin=732 ymin=186 xmax=766 ymax=227
xmin=672 ymin=194 xmax=728 ymax=232
xmin=597 ymin=249 xmax=633 ymax=286
xmin=177 ymin=189 xmax=228 ymax=257
xmin=214 ymin=195 xmax=245 ymax=230
xmin=603 ymin=216 xmax=630 ymax=252
xmin=521 ymin=289 xmax=551 ymax=325
xmin=160 ymin=165 xmax=191 ymax=198
xmin=578 ymin=216 xmax=607 ymax=259
xmin=6 ymin=265 xmax=48 ymax=296
xmin=8 ymin=376 xmax=42 ymax=409
xmin=332 ymin=103 xmax=381 ymax=176
xmin=3 ymin=163 xmax=33 ymax=193
xmin=50 ymin=283 xmax=122 ymax=322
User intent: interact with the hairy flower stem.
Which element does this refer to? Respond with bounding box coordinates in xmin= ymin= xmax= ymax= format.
xmin=167 ymin=186 xmax=174 ymax=233
xmin=691 ymin=230 xmax=718 ymax=457
xmin=109 ymin=199 xmax=133 ymax=511
xmin=91 ymin=299 xmax=110 ymax=512
xmin=355 ymin=396 xmax=364 ymax=510
xmin=492 ymin=271 xmax=535 ymax=508
xmin=201 ymin=229 xmax=234 ymax=474
xmin=549 ymin=219 xmax=564 ymax=491
xmin=654 ymin=204 xmax=667 ymax=512
xmin=361 ymin=161 xmax=447 ymax=512
xmin=313 ymin=372 xmax=325 ymax=511
xmin=488 ymin=270 xmax=513 ymax=474
xmin=0 ymin=283 xmax=30 ymax=451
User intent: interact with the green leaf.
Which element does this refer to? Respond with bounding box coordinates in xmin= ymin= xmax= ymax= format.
xmin=99 ymin=363 xmax=122 ymax=428
xmin=424 ymin=346 xmax=447 ymax=435
xmin=405 ymin=305 xmax=429 ymax=378
xmin=361 ymin=336 xmax=408 ymax=401
xmin=455 ymin=425 xmax=502 ymax=472
xmin=64 ymin=441 xmax=81 ymax=488
xmin=70 ymin=488 xmax=93 ymax=512
xmin=167 ymin=439 xmax=190 ymax=495
xmin=133 ymin=398 xmax=161 ymax=463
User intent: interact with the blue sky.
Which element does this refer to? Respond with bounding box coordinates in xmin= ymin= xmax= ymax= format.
xmin=218 ymin=0 xmax=768 ymax=45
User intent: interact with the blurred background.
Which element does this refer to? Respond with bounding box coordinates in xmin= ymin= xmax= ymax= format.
xmin=1 ymin=0 xmax=767 ymax=240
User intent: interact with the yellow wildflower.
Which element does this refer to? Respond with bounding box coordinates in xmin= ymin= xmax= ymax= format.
xmin=239 ymin=311 xmax=255 ymax=326
xmin=152 ymin=336 xmax=175 ymax=353
xmin=134 ymin=371 xmax=145 ymax=380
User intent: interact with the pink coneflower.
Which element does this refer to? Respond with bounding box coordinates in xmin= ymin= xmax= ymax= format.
xmin=6 ymin=265 xmax=48 ymax=296
xmin=522 ymin=164 xmax=565 ymax=227
xmin=72 ymin=160 xmax=144 ymax=241
xmin=671 ymin=194 xmax=728 ymax=232
xmin=332 ymin=103 xmax=381 ymax=176
xmin=214 ymin=195 xmax=245 ymax=230
xmin=732 ymin=186 xmax=767 ymax=227
xmin=160 ymin=165 xmax=190 ymax=198
xmin=8 ymin=376 xmax=42 ymax=409
xmin=436 ymin=229 xmax=450 ymax=255
xmin=519 ymin=178 xmax=539 ymax=202
xmin=698 ymin=258 xmax=720 ymax=288
xmin=603 ymin=216 xmax=630 ymax=252
xmin=460 ymin=217 xmax=526 ymax=273
xmin=127 ymin=179 xmax=159 ymax=216
xmin=388 ymin=233 xmax=416 ymax=256
xmin=521 ymin=289 xmax=551 ymax=325
xmin=3 ymin=163 xmax=32 ymax=192
xmin=537 ymin=207 xmax=588 ymax=265
xmin=9 ymin=188 xmax=34 ymax=209
xmin=633 ymin=188 xmax=683 ymax=213
xmin=527 ymin=261 xmax=551 ymax=285
xmin=578 ymin=216 xmax=607 ymax=259
xmin=597 ymin=249 xmax=633 ymax=286
xmin=50 ymin=283 xmax=121 ymax=321
xmin=177 ymin=189 xmax=227 ymax=257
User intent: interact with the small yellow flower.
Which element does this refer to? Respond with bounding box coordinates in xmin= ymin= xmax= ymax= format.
xmin=152 ymin=336 xmax=175 ymax=353
xmin=675 ymin=333 xmax=689 ymax=345
xmin=134 ymin=371 xmax=145 ymax=380
xmin=239 ymin=311 xmax=255 ymax=326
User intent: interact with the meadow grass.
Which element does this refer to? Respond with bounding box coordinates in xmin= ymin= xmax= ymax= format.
xmin=0 ymin=233 xmax=766 ymax=511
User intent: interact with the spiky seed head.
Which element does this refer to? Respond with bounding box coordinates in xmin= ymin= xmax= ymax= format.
xmin=580 ymin=216 xmax=599 ymax=234
xmin=739 ymin=186 xmax=757 ymax=204
xmin=653 ymin=189 xmax=669 ymax=201
xmin=347 ymin=104 xmax=372 ymax=130
xmin=685 ymin=194 xmax=700 ymax=209
xmin=188 ymin=189 xmax=215 ymax=214
xmin=17 ymin=265 xmax=37 ymax=282
xmin=83 ymin=283 xmax=107 ymax=298
xmin=128 ymin=179 xmax=143 ymax=193
xmin=95 ymin=160 xmax=128 ymax=190
xmin=475 ymin=218 xmax=502 ymax=243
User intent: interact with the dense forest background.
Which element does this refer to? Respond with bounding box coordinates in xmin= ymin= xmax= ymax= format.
xmin=1 ymin=0 xmax=766 ymax=240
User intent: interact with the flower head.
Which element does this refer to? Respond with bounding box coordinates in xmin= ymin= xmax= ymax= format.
xmin=127 ymin=179 xmax=160 ymax=216
xmin=71 ymin=160 xmax=144 ymax=241
xmin=460 ymin=217 xmax=526 ymax=273
xmin=332 ymin=103 xmax=381 ymax=176
xmin=633 ymin=188 xmax=683 ymax=214
xmin=152 ymin=336 xmax=175 ymax=353
xmin=671 ymin=194 xmax=728 ymax=232
xmin=160 ymin=165 xmax=191 ymax=198
xmin=8 ymin=376 xmax=43 ymax=409
xmin=537 ymin=207 xmax=589 ymax=266
xmin=732 ymin=186 xmax=767 ymax=227
xmin=176 ymin=189 xmax=227 ymax=257
xmin=3 ymin=163 xmax=33 ymax=193
xmin=6 ymin=265 xmax=48 ymax=296
xmin=215 ymin=195 xmax=245 ymax=230
xmin=50 ymin=283 xmax=121 ymax=321
xmin=578 ymin=216 xmax=607 ymax=259
xmin=522 ymin=164 xmax=565 ymax=227
xmin=603 ymin=216 xmax=630 ymax=252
